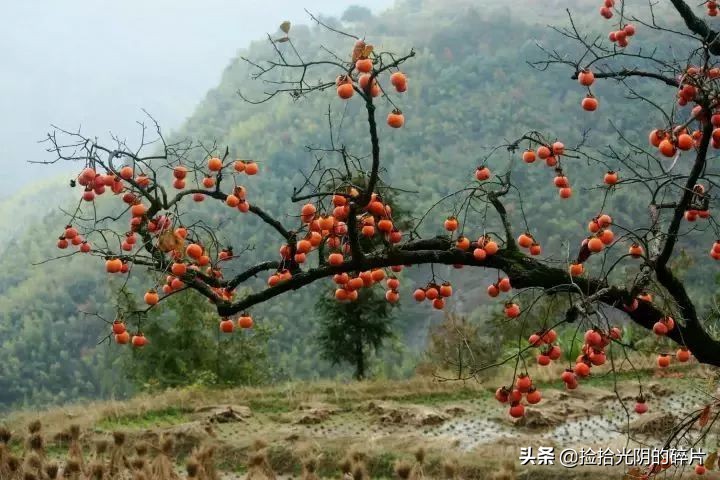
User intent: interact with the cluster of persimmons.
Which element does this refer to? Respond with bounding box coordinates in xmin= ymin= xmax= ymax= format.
xmin=57 ymin=156 xmax=262 ymax=345
xmin=336 ymin=39 xmax=408 ymax=128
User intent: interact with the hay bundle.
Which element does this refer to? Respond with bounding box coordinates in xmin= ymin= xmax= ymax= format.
xmin=394 ymin=461 xmax=413 ymax=479
xmin=150 ymin=436 xmax=179 ymax=480
xmin=67 ymin=425 xmax=84 ymax=472
xmin=442 ymin=459 xmax=459 ymax=480
xmin=185 ymin=456 xmax=201 ymax=479
xmin=196 ymin=445 xmax=218 ymax=480
xmin=23 ymin=453 xmax=43 ymax=477
xmin=62 ymin=459 xmax=82 ymax=480
xmin=245 ymin=442 xmax=277 ymax=480
xmin=44 ymin=462 xmax=60 ymax=480
xmin=108 ymin=432 xmax=129 ymax=476
xmin=301 ymin=457 xmax=319 ymax=480
xmin=87 ymin=462 xmax=105 ymax=480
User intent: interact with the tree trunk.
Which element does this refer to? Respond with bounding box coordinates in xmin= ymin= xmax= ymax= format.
xmin=354 ymin=340 xmax=365 ymax=381
xmin=457 ymin=345 xmax=463 ymax=380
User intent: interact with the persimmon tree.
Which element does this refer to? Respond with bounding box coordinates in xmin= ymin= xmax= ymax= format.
xmin=43 ymin=2 xmax=720 ymax=474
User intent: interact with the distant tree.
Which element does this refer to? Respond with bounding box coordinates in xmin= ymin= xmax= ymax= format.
xmin=312 ymin=180 xmax=410 ymax=381
xmin=423 ymin=313 xmax=485 ymax=382
xmin=342 ymin=6 xmax=373 ymax=23
xmin=315 ymin=287 xmax=395 ymax=380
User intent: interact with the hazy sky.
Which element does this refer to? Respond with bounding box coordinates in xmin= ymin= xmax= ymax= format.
xmin=0 ymin=0 xmax=394 ymax=194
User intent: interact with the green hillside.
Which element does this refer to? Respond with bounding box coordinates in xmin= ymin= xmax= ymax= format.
xmin=0 ymin=0 xmax=705 ymax=411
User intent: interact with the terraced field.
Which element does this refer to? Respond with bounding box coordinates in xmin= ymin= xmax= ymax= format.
xmin=2 ymin=365 xmax=717 ymax=479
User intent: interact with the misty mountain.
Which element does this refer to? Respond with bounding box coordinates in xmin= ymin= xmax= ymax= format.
xmin=0 ymin=0 xmax=393 ymax=197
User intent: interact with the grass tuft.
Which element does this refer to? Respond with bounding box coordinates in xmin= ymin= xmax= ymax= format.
xmin=97 ymin=407 xmax=190 ymax=430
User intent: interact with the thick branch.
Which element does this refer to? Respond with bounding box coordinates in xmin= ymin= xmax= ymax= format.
xmin=488 ymin=185 xmax=517 ymax=251
xmin=648 ymin=117 xmax=713 ymax=337
xmin=167 ymin=188 xmax=292 ymax=241
xmin=346 ymin=203 xmax=365 ymax=266
xmin=248 ymin=204 xmax=293 ymax=241
xmin=656 ymin=113 xmax=711 ymax=270
xmin=215 ymin=238 xmax=720 ymax=367
xmin=225 ymin=261 xmax=281 ymax=290
xmin=669 ymin=0 xmax=720 ymax=54
xmin=360 ymin=99 xmax=380 ymax=208
xmin=571 ymin=69 xmax=679 ymax=87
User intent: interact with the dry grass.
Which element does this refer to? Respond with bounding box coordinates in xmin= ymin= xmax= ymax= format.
xmin=4 ymin=377 xmax=485 ymax=435
xmin=1 ymin=377 xmax=506 ymax=478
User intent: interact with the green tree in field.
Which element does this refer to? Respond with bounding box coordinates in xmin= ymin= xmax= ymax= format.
xmin=423 ymin=313 xmax=485 ymax=382
xmin=315 ymin=287 xmax=396 ymax=380
xmin=314 ymin=182 xmax=410 ymax=381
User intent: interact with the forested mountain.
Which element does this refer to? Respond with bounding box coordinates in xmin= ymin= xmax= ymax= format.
xmin=0 ymin=0 xmax=708 ymax=411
